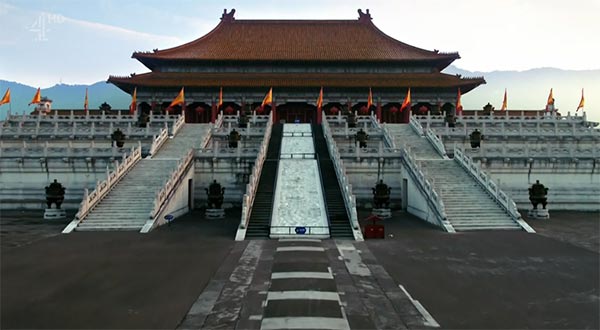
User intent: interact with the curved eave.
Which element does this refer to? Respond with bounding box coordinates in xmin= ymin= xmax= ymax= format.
xmin=108 ymin=72 xmax=484 ymax=95
xmin=133 ymin=55 xmax=461 ymax=72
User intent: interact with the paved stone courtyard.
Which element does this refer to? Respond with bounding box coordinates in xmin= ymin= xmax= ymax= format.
xmin=1 ymin=208 xmax=598 ymax=329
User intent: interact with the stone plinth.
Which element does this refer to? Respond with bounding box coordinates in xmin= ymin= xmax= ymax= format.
xmin=205 ymin=208 xmax=225 ymax=219
xmin=372 ymin=208 xmax=392 ymax=219
xmin=44 ymin=208 xmax=66 ymax=220
xmin=528 ymin=208 xmax=550 ymax=220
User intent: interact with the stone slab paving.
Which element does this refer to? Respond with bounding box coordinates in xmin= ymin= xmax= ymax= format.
xmin=180 ymin=238 xmax=426 ymax=329
xmin=2 ymin=208 xmax=598 ymax=329
xmin=361 ymin=209 xmax=599 ymax=330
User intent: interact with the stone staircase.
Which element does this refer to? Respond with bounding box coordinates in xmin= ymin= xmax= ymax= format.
xmin=387 ymin=124 xmax=521 ymax=231
xmin=75 ymin=124 xmax=210 ymax=231
xmin=386 ymin=124 xmax=441 ymax=159
xmin=313 ymin=124 xmax=354 ymax=238
xmin=76 ymin=159 xmax=178 ymax=231
xmin=421 ymin=160 xmax=521 ymax=231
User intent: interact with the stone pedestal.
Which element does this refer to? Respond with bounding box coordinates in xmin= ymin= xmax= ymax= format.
xmin=205 ymin=208 xmax=225 ymax=219
xmin=528 ymin=208 xmax=550 ymax=220
xmin=372 ymin=208 xmax=392 ymax=219
xmin=44 ymin=208 xmax=66 ymax=220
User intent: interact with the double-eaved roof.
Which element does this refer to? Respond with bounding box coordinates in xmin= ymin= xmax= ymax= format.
xmin=109 ymin=9 xmax=484 ymax=93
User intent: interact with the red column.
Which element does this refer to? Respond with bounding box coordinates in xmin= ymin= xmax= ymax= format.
xmin=347 ymin=100 xmax=352 ymax=114
xmin=402 ymin=106 xmax=410 ymax=123
xmin=272 ymin=102 xmax=277 ymax=123
xmin=376 ymin=99 xmax=382 ymax=123
xmin=210 ymin=101 xmax=217 ymax=123
xmin=317 ymin=106 xmax=322 ymax=124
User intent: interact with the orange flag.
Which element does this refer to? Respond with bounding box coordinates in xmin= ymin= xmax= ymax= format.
xmin=261 ymin=87 xmax=273 ymax=107
xmin=400 ymin=88 xmax=411 ymax=112
xmin=316 ymin=87 xmax=323 ymax=110
xmin=500 ymin=88 xmax=507 ymax=111
xmin=169 ymin=87 xmax=185 ymax=108
xmin=456 ymin=88 xmax=463 ymax=115
xmin=0 ymin=88 xmax=10 ymax=106
xmin=218 ymin=87 xmax=223 ymax=109
xmin=84 ymin=88 xmax=89 ymax=113
xmin=130 ymin=87 xmax=137 ymax=114
xmin=367 ymin=87 xmax=373 ymax=110
xmin=546 ymin=88 xmax=554 ymax=112
xmin=29 ymin=87 xmax=41 ymax=105
xmin=576 ymin=88 xmax=584 ymax=112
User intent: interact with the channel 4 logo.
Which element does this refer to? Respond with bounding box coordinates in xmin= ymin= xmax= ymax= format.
xmin=29 ymin=13 xmax=66 ymax=42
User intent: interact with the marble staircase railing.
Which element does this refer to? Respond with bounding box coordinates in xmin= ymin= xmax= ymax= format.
xmin=454 ymin=147 xmax=535 ymax=233
xmin=0 ymin=122 xmax=163 ymax=139
xmin=401 ymin=146 xmax=453 ymax=232
xmin=409 ymin=115 xmax=424 ymax=136
xmin=461 ymin=143 xmax=600 ymax=159
xmin=147 ymin=148 xmax=195 ymax=230
xmin=171 ymin=115 xmax=185 ymax=136
xmin=239 ymin=111 xmax=273 ymax=231
xmin=148 ymin=123 xmax=169 ymax=157
xmin=0 ymin=140 xmax=129 ymax=159
xmin=414 ymin=111 xmax=593 ymax=127
xmin=430 ymin=123 xmax=600 ymax=138
xmin=68 ymin=142 xmax=142 ymax=226
xmin=322 ymin=113 xmax=363 ymax=241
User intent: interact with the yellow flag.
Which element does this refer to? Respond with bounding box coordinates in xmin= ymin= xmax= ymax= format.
xmin=367 ymin=87 xmax=373 ymax=109
xmin=456 ymin=88 xmax=463 ymax=115
xmin=500 ymin=88 xmax=507 ymax=111
xmin=261 ymin=87 xmax=272 ymax=107
xmin=218 ymin=87 xmax=223 ymax=108
xmin=576 ymin=88 xmax=584 ymax=112
xmin=400 ymin=88 xmax=411 ymax=112
xmin=169 ymin=87 xmax=185 ymax=108
xmin=130 ymin=87 xmax=137 ymax=114
xmin=316 ymin=87 xmax=323 ymax=110
xmin=0 ymin=88 xmax=10 ymax=106
xmin=29 ymin=87 xmax=41 ymax=105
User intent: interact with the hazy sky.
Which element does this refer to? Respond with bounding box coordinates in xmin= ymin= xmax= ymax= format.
xmin=1 ymin=0 xmax=599 ymax=88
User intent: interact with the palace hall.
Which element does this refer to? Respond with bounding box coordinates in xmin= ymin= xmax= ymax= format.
xmin=108 ymin=9 xmax=485 ymax=124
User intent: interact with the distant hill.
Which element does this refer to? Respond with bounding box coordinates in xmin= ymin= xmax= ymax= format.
xmin=2 ymin=66 xmax=599 ymax=122
xmin=443 ymin=66 xmax=600 ymax=120
xmin=0 ymin=80 xmax=130 ymax=119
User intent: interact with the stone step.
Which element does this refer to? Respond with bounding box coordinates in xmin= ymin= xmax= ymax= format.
xmin=454 ymin=226 xmax=520 ymax=231
xmin=78 ymin=219 xmax=146 ymax=224
xmin=446 ymin=214 xmax=510 ymax=219
xmin=83 ymin=213 xmax=148 ymax=217
xmin=76 ymin=226 xmax=142 ymax=231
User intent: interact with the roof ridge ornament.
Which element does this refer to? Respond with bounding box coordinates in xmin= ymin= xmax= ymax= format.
xmin=221 ymin=8 xmax=235 ymax=22
xmin=358 ymin=9 xmax=372 ymax=23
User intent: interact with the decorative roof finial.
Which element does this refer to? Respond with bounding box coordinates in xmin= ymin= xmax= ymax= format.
xmin=221 ymin=8 xmax=236 ymax=22
xmin=358 ymin=8 xmax=372 ymax=23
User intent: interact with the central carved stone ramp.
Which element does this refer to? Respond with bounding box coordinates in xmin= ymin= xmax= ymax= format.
xmin=419 ymin=160 xmax=521 ymax=231
xmin=246 ymin=124 xmax=283 ymax=238
xmin=76 ymin=124 xmax=210 ymax=231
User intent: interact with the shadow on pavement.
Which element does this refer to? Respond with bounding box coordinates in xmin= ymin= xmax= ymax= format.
xmin=1 ymin=208 xmax=240 ymax=329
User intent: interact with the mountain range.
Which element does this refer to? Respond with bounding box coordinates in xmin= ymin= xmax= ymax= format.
xmin=1 ymin=66 xmax=599 ymax=122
